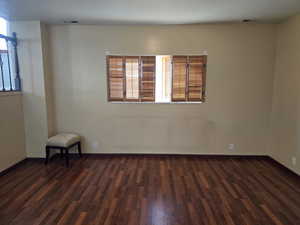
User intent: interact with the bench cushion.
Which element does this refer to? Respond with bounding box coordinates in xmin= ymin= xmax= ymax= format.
xmin=47 ymin=133 xmax=80 ymax=147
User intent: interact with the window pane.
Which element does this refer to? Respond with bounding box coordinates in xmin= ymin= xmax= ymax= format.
xmin=125 ymin=57 xmax=139 ymax=100
xmin=155 ymin=55 xmax=171 ymax=102
xmin=0 ymin=18 xmax=7 ymax=50
xmin=162 ymin=56 xmax=172 ymax=101
xmin=0 ymin=51 xmax=11 ymax=90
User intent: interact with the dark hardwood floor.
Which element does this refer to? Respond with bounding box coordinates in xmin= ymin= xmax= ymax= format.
xmin=0 ymin=155 xmax=299 ymax=225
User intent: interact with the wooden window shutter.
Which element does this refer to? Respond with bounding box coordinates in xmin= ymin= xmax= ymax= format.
xmin=141 ymin=56 xmax=155 ymax=102
xmin=125 ymin=56 xmax=140 ymax=101
xmin=172 ymin=56 xmax=187 ymax=101
xmin=107 ymin=56 xmax=124 ymax=101
xmin=188 ymin=56 xmax=206 ymax=101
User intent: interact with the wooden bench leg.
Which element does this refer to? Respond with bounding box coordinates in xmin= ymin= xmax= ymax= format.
xmin=78 ymin=142 xmax=82 ymax=157
xmin=45 ymin=146 xmax=50 ymax=165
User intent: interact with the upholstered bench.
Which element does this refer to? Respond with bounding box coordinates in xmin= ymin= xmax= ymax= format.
xmin=45 ymin=133 xmax=82 ymax=167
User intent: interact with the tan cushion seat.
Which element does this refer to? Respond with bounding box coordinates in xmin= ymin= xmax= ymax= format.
xmin=47 ymin=133 xmax=80 ymax=147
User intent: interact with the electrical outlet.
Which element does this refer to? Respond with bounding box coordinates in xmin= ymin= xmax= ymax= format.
xmin=228 ymin=144 xmax=235 ymax=151
xmin=292 ymin=157 xmax=297 ymax=166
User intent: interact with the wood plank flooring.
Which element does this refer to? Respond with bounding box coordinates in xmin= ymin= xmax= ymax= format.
xmin=0 ymin=156 xmax=299 ymax=225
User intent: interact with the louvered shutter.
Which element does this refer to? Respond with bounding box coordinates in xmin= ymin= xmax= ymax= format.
xmin=172 ymin=56 xmax=187 ymax=101
xmin=125 ymin=56 xmax=140 ymax=101
xmin=188 ymin=56 xmax=206 ymax=101
xmin=107 ymin=56 xmax=124 ymax=101
xmin=141 ymin=56 xmax=155 ymax=102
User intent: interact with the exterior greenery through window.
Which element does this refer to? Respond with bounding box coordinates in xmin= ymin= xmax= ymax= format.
xmin=107 ymin=55 xmax=207 ymax=103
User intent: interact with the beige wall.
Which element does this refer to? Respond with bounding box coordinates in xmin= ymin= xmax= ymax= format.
xmin=47 ymin=23 xmax=276 ymax=155
xmin=270 ymin=14 xmax=300 ymax=175
xmin=2 ymin=19 xmax=299 ymax=174
xmin=2 ymin=19 xmax=299 ymax=173
xmin=10 ymin=21 xmax=49 ymax=158
xmin=0 ymin=93 xmax=26 ymax=172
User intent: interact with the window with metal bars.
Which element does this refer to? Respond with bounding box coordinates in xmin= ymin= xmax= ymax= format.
xmin=0 ymin=18 xmax=21 ymax=92
xmin=106 ymin=55 xmax=207 ymax=103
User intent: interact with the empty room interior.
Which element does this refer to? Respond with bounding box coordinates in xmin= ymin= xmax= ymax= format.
xmin=1 ymin=0 xmax=300 ymax=224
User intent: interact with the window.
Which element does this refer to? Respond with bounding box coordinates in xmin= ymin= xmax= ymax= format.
xmin=0 ymin=18 xmax=7 ymax=50
xmin=107 ymin=55 xmax=207 ymax=103
xmin=0 ymin=17 xmax=21 ymax=92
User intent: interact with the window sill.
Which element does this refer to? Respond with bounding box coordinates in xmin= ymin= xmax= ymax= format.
xmin=109 ymin=101 xmax=203 ymax=104
xmin=0 ymin=91 xmax=22 ymax=97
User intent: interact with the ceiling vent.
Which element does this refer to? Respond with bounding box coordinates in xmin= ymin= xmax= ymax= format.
xmin=63 ymin=20 xmax=79 ymax=24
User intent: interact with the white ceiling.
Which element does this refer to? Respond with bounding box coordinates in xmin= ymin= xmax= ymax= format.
xmin=1 ymin=0 xmax=300 ymax=24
